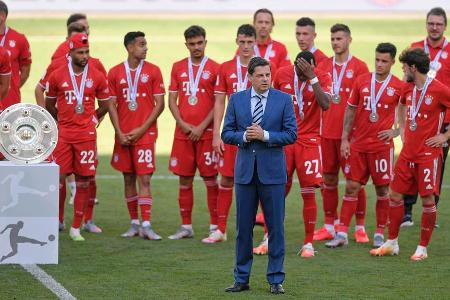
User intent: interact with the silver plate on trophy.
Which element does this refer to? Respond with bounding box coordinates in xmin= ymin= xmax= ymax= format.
xmin=0 ymin=103 xmax=58 ymax=164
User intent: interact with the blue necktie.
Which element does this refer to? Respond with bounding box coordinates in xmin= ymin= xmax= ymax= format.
xmin=252 ymin=94 xmax=263 ymax=125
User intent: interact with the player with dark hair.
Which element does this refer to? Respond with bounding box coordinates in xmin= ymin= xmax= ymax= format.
xmin=326 ymin=43 xmax=405 ymax=249
xmin=108 ymin=31 xmax=165 ymax=240
xmin=206 ymin=24 xmax=257 ymax=243
xmin=295 ymin=17 xmax=328 ymax=66
xmin=371 ymin=47 xmax=450 ymax=260
xmin=273 ymin=50 xmax=331 ymax=257
xmin=52 ymin=13 xmax=90 ymax=61
xmin=167 ymin=25 xmax=220 ymax=240
xmin=404 ymin=7 xmax=450 ymax=227
xmin=314 ymin=23 xmax=370 ymax=242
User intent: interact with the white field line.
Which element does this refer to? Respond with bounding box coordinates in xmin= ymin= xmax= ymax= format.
xmin=96 ymin=174 xmax=450 ymax=189
xmin=21 ymin=264 xmax=76 ymax=300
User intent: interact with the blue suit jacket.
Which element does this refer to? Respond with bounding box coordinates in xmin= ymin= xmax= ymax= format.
xmin=221 ymin=88 xmax=297 ymax=185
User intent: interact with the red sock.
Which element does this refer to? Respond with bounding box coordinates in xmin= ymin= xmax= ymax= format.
xmin=321 ymin=184 xmax=339 ymax=225
xmin=179 ymin=184 xmax=193 ymax=225
xmin=375 ymin=195 xmax=390 ymax=234
xmin=59 ymin=180 xmax=66 ymax=223
xmin=387 ymin=199 xmax=404 ymax=240
xmin=72 ymin=181 xmax=89 ymax=229
xmin=285 ymin=176 xmax=293 ymax=197
xmin=338 ymin=195 xmax=358 ymax=233
xmin=83 ymin=179 xmax=97 ymax=222
xmin=420 ymin=204 xmax=437 ymax=247
xmin=138 ymin=196 xmax=153 ymax=222
xmin=355 ymin=188 xmax=366 ymax=226
xmin=205 ymin=179 xmax=218 ymax=225
xmin=126 ymin=195 xmax=139 ymax=220
xmin=301 ymin=187 xmax=317 ymax=244
xmin=217 ymin=184 xmax=233 ymax=233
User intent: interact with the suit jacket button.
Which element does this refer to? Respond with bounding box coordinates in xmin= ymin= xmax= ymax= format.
xmin=252 ymin=150 xmax=255 ymax=153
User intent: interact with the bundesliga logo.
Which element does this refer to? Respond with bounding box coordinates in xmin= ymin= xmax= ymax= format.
xmin=140 ymin=74 xmax=149 ymax=83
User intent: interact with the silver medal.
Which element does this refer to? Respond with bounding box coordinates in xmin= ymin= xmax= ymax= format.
xmin=332 ymin=94 xmax=341 ymax=104
xmin=75 ymin=104 xmax=84 ymax=114
xmin=188 ymin=95 xmax=198 ymax=106
xmin=409 ymin=121 xmax=417 ymax=132
xmin=128 ymin=102 xmax=138 ymax=111
xmin=369 ymin=112 xmax=379 ymax=123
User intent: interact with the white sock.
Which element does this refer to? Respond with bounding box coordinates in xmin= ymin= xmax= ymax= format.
xmin=334 ymin=219 xmax=340 ymax=225
xmin=70 ymin=227 xmax=80 ymax=235
xmin=209 ymin=224 xmax=218 ymax=231
xmin=355 ymin=225 xmax=365 ymax=232
xmin=339 ymin=232 xmax=348 ymax=239
xmin=131 ymin=219 xmax=140 ymax=225
xmin=182 ymin=224 xmax=193 ymax=230
xmin=142 ymin=221 xmax=150 ymax=227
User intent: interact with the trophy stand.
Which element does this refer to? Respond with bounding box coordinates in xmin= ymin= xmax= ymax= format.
xmin=0 ymin=104 xmax=59 ymax=264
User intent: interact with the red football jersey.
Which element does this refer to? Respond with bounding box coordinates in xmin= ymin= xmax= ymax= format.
xmin=400 ymin=79 xmax=450 ymax=163
xmin=0 ymin=47 xmax=11 ymax=75
xmin=169 ymin=57 xmax=219 ymax=140
xmin=51 ymin=40 xmax=70 ymax=61
xmin=318 ymin=55 xmax=369 ymax=139
xmin=39 ymin=55 xmax=107 ymax=90
xmin=411 ymin=38 xmax=450 ymax=123
xmin=46 ymin=64 xmax=110 ymax=143
xmin=273 ymin=65 xmax=332 ymax=146
xmin=215 ymin=57 xmax=254 ymax=97
xmin=312 ymin=48 xmax=328 ymax=66
xmin=235 ymin=37 xmax=291 ymax=69
xmin=348 ymin=73 xmax=405 ymax=153
xmin=0 ymin=27 xmax=32 ymax=108
xmin=108 ymin=60 xmax=166 ymax=145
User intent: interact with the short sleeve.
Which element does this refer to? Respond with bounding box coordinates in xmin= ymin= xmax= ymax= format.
xmin=107 ymin=68 xmax=117 ymax=98
xmin=46 ymin=73 xmax=58 ymax=98
xmin=18 ymin=34 xmax=32 ymax=67
xmin=347 ymin=78 xmax=361 ymax=107
xmin=214 ymin=64 xmax=227 ymax=94
xmin=95 ymin=72 xmax=110 ymax=100
xmin=168 ymin=63 xmax=179 ymax=92
xmin=151 ymin=65 xmax=166 ymax=95
xmin=277 ymin=44 xmax=291 ymax=68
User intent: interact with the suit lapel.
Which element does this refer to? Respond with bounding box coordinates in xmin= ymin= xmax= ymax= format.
xmin=261 ymin=88 xmax=273 ymax=127
xmin=244 ymin=89 xmax=253 ymax=125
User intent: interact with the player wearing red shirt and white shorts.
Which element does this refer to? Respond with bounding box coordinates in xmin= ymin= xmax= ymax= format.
xmin=314 ymin=24 xmax=370 ymax=242
xmin=46 ymin=34 xmax=111 ymax=242
xmin=325 ymin=43 xmax=404 ymax=249
xmin=371 ymin=47 xmax=450 ymax=260
xmin=108 ymin=31 xmax=165 ymax=240
xmin=403 ymin=7 xmax=450 ymax=225
xmin=167 ymin=26 xmax=220 ymax=240
xmin=273 ymin=51 xmax=332 ymax=257
xmin=0 ymin=47 xmax=11 ymax=102
xmin=202 ymin=24 xmax=256 ymax=244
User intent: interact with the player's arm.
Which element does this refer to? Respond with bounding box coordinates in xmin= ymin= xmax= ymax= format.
xmin=19 ymin=64 xmax=31 ymax=88
xmin=96 ymin=98 xmax=110 ymax=123
xmin=396 ymin=103 xmax=407 ymax=142
xmin=213 ymin=93 xmax=226 ymax=155
xmin=297 ymin=58 xmax=330 ymax=110
xmin=341 ymin=104 xmax=357 ymax=159
xmin=189 ymin=108 xmax=213 ymax=142
xmin=35 ymin=84 xmax=46 ymax=107
xmin=45 ymin=96 xmax=57 ymax=120
xmin=0 ymin=73 xmax=10 ymax=101
xmin=107 ymin=97 xmax=129 ymax=146
xmin=0 ymin=225 xmax=11 ymax=234
xmin=168 ymin=91 xmax=192 ymax=135
xmin=127 ymin=94 xmax=165 ymax=143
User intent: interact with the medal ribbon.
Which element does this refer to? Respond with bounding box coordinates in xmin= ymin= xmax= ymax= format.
xmin=0 ymin=26 xmax=9 ymax=47
xmin=236 ymin=56 xmax=249 ymax=92
xmin=68 ymin=61 xmax=89 ymax=109
xmin=254 ymin=43 xmax=273 ymax=61
xmin=424 ymin=38 xmax=448 ymax=71
xmin=370 ymin=72 xmax=392 ymax=115
xmin=332 ymin=54 xmax=352 ymax=96
xmin=188 ymin=56 xmax=208 ymax=98
xmin=310 ymin=46 xmax=317 ymax=54
xmin=411 ymin=76 xmax=433 ymax=123
xmin=124 ymin=59 xmax=144 ymax=104
xmin=294 ymin=68 xmax=307 ymax=117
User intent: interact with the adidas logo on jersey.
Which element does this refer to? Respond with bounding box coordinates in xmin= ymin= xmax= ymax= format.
xmin=316 ymin=172 xmax=322 ymax=178
xmin=230 ymin=73 xmax=237 ymax=79
xmin=426 ymin=184 xmax=433 ymax=190
xmin=120 ymin=78 xmax=127 ymax=84
xmin=89 ymin=165 xmax=96 ymax=171
xmin=382 ymin=174 xmax=390 ymax=180
xmin=362 ymin=87 xmax=369 ymax=93
xmin=284 ymin=84 xmax=292 ymax=89
xmin=181 ymin=72 xmax=188 ymax=77
xmin=62 ymin=82 xmax=69 ymax=88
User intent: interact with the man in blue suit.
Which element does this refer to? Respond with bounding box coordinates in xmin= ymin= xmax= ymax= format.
xmin=222 ymin=57 xmax=297 ymax=294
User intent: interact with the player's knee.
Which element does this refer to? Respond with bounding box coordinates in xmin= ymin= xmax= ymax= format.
xmin=137 ymin=174 xmax=151 ymax=188
xmin=324 ymin=173 xmax=338 ymax=186
xmin=388 ymin=189 xmax=402 ymax=203
xmin=179 ymin=176 xmax=194 ymax=186
xmin=421 ymin=195 xmax=435 ymax=205
xmin=220 ymin=175 xmax=234 ymax=187
xmin=345 ymin=180 xmax=360 ymax=196
xmin=375 ymin=185 xmax=389 ymax=198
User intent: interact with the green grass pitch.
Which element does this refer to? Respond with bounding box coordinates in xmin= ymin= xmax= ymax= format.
xmin=1 ymin=15 xmax=450 ymax=299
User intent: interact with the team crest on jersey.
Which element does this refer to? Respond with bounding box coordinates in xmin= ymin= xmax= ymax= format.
xmin=202 ymin=71 xmax=211 ymax=80
xmin=442 ymin=51 xmax=448 ymax=59
xmin=425 ymin=96 xmax=433 ymax=105
xmin=284 ymin=83 xmax=291 ymax=89
xmin=86 ymin=78 xmax=94 ymax=88
xmin=170 ymin=157 xmax=178 ymax=167
xmin=140 ymin=73 xmax=149 ymax=83
xmin=230 ymin=73 xmax=237 ymax=79
xmin=386 ymin=87 xmax=395 ymax=96
xmin=9 ymin=40 xmax=16 ymax=48
xmin=346 ymin=70 xmax=354 ymax=79
xmin=308 ymin=85 xmax=313 ymax=92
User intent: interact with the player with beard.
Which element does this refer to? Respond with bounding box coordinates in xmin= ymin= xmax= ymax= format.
xmin=371 ymin=47 xmax=450 ymax=260
xmin=325 ymin=43 xmax=405 ymax=249
xmin=273 ymin=51 xmax=331 ymax=257
xmin=315 ymin=24 xmax=370 ymax=243
xmin=168 ymin=26 xmax=220 ymax=240
xmin=46 ymin=33 xmax=112 ymax=242
xmin=108 ymin=31 xmax=165 ymax=240
xmin=402 ymin=7 xmax=450 ymax=227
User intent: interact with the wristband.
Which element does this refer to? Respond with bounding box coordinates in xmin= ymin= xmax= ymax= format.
xmin=309 ymin=77 xmax=319 ymax=85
